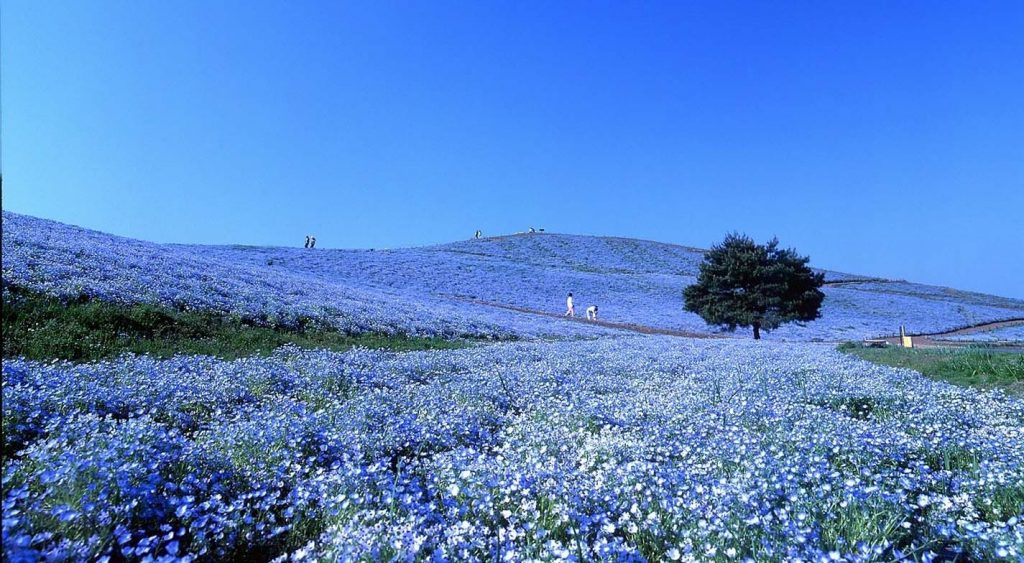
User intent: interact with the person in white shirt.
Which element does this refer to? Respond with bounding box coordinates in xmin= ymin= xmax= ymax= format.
xmin=565 ymin=293 xmax=575 ymax=317
xmin=586 ymin=305 xmax=598 ymax=320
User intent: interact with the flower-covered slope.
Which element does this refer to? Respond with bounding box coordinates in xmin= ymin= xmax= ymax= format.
xmin=4 ymin=211 xmax=1023 ymax=341
xmin=192 ymin=233 xmax=1024 ymax=341
xmin=0 ymin=212 xmax=609 ymax=339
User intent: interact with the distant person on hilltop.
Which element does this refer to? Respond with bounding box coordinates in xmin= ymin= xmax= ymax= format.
xmin=304 ymin=235 xmax=310 ymax=249
xmin=586 ymin=305 xmax=599 ymax=321
xmin=475 ymin=230 xmax=482 ymax=239
xmin=310 ymin=236 xmax=316 ymax=249
xmin=565 ymin=292 xmax=575 ymax=317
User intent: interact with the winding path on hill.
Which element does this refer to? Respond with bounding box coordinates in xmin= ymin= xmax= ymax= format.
xmin=877 ymin=317 xmax=1024 ymax=348
xmin=924 ymin=318 xmax=1024 ymax=337
xmin=822 ymin=278 xmax=890 ymax=286
xmin=456 ymin=296 xmax=1024 ymax=345
xmin=454 ymin=298 xmax=725 ymax=339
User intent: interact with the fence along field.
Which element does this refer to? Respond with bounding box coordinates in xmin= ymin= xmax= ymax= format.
xmin=2 ymin=211 xmax=1023 ymax=561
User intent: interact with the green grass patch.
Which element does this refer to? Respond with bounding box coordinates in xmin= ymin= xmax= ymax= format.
xmin=839 ymin=343 xmax=1024 ymax=396
xmin=974 ymin=483 xmax=1024 ymax=524
xmin=813 ymin=395 xmax=898 ymax=421
xmin=816 ymin=498 xmax=911 ymax=556
xmin=923 ymin=444 xmax=982 ymax=474
xmin=3 ymin=287 xmax=467 ymax=362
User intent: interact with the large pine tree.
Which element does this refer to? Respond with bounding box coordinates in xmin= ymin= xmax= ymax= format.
xmin=684 ymin=234 xmax=825 ymax=339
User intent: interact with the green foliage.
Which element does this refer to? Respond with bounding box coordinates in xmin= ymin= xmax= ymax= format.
xmin=839 ymin=343 xmax=1024 ymax=396
xmin=815 ymin=498 xmax=911 ymax=556
xmin=2 ymin=287 xmax=467 ymax=362
xmin=923 ymin=445 xmax=981 ymax=473
xmin=815 ymin=396 xmax=897 ymax=421
xmin=684 ymin=233 xmax=825 ymax=339
xmin=974 ymin=483 xmax=1024 ymax=524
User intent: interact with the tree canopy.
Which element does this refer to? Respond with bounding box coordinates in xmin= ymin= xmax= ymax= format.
xmin=683 ymin=234 xmax=825 ymax=339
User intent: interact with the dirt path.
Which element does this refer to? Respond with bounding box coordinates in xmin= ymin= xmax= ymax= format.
xmin=877 ymin=318 xmax=1024 ymax=348
xmin=455 ymin=298 xmax=724 ymax=339
xmin=458 ymin=296 xmax=1024 ymax=346
xmin=822 ymin=278 xmax=889 ymax=286
xmin=921 ymin=318 xmax=1024 ymax=337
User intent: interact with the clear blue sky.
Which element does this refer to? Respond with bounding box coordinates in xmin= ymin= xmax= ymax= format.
xmin=3 ymin=1 xmax=1022 ymax=298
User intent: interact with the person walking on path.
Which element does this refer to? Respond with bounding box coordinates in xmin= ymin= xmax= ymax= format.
xmin=565 ymin=293 xmax=575 ymax=317
xmin=586 ymin=305 xmax=599 ymax=321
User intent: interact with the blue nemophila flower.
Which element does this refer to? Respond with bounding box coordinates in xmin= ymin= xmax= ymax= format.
xmin=6 ymin=337 xmax=1015 ymax=560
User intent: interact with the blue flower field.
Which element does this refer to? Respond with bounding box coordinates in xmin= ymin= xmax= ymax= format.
xmin=5 ymin=212 xmax=1024 ymax=342
xmin=3 ymin=212 xmax=1023 ymax=561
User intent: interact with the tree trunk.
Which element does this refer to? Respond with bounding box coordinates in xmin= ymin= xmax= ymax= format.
xmin=753 ymin=322 xmax=761 ymax=340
